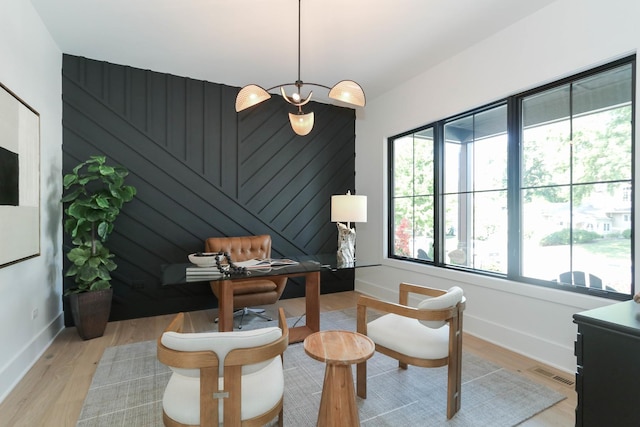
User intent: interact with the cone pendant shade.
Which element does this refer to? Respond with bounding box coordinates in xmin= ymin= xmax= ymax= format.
xmin=235 ymin=85 xmax=271 ymax=112
xmin=289 ymin=111 xmax=314 ymax=136
xmin=328 ymin=80 xmax=366 ymax=107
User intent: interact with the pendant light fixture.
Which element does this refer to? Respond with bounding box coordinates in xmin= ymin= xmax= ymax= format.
xmin=235 ymin=0 xmax=366 ymax=136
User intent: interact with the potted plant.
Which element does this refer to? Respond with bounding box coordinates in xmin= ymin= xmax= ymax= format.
xmin=61 ymin=155 xmax=136 ymax=339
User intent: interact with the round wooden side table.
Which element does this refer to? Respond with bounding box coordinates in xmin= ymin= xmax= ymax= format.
xmin=304 ymin=330 xmax=375 ymax=427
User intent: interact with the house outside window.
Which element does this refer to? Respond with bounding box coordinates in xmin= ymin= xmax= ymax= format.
xmin=389 ymin=57 xmax=634 ymax=299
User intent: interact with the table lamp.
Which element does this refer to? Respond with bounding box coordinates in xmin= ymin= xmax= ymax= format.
xmin=331 ymin=190 xmax=367 ymax=266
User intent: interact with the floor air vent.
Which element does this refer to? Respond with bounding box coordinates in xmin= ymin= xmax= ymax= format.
xmin=529 ymin=366 xmax=575 ymax=387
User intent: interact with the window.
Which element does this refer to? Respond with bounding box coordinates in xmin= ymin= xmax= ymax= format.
xmin=443 ymin=104 xmax=508 ymax=273
xmin=389 ymin=57 xmax=634 ymax=299
xmin=391 ymin=127 xmax=434 ymax=260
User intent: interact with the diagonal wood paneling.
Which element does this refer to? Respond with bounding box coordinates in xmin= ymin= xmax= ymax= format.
xmin=61 ymin=55 xmax=356 ymax=323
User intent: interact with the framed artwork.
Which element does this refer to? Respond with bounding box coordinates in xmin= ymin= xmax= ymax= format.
xmin=0 ymin=82 xmax=40 ymax=267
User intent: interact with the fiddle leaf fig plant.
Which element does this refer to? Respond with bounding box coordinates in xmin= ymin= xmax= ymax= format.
xmin=62 ymin=155 xmax=136 ymax=294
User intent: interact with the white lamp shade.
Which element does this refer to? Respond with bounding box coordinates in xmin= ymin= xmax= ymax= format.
xmin=331 ymin=194 xmax=367 ymax=223
xmin=288 ymin=111 xmax=314 ymax=136
xmin=236 ymin=85 xmax=271 ymax=112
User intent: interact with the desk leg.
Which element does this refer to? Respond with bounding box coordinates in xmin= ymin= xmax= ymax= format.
xmin=216 ymin=280 xmax=234 ymax=332
xmin=289 ymin=271 xmax=321 ymax=343
xmin=306 ymin=271 xmax=320 ymax=333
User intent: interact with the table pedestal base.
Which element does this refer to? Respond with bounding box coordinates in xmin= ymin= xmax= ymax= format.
xmin=318 ymin=364 xmax=360 ymax=427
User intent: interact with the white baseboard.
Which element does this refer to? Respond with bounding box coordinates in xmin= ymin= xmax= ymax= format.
xmin=0 ymin=312 xmax=65 ymax=404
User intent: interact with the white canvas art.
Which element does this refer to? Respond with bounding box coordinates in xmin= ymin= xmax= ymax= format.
xmin=0 ymin=83 xmax=40 ymax=267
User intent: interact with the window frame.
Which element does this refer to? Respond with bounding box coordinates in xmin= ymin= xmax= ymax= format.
xmin=387 ymin=55 xmax=636 ymax=301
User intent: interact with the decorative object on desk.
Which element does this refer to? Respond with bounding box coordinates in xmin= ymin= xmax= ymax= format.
xmin=187 ymin=252 xmax=217 ymax=267
xmin=61 ymin=155 xmax=136 ymax=339
xmin=234 ymin=0 xmax=365 ymax=137
xmin=331 ymin=190 xmax=367 ymax=267
xmin=187 ymin=251 xmax=250 ymax=276
xmin=214 ymin=251 xmax=249 ymax=276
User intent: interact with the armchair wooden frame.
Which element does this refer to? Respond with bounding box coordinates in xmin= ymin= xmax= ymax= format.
xmin=356 ymin=282 xmax=465 ymax=419
xmin=157 ymin=308 xmax=289 ymax=427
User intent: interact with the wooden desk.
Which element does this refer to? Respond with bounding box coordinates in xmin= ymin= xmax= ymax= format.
xmin=161 ymin=255 xmax=379 ymax=344
xmin=216 ymin=269 xmax=320 ymax=343
xmin=304 ymin=330 xmax=375 ymax=426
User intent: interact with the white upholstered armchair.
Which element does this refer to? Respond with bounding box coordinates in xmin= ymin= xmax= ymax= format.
xmin=356 ymin=283 xmax=465 ymax=419
xmin=157 ymin=308 xmax=289 ymax=426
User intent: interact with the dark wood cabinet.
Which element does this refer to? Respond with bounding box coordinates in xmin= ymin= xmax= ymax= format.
xmin=573 ymin=300 xmax=640 ymax=427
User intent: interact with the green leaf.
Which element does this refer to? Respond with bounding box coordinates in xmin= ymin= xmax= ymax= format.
xmin=65 ymin=264 xmax=78 ymax=277
xmin=63 ymin=174 xmax=78 ymax=188
xmin=97 ymin=222 xmax=109 ymax=240
xmin=96 ymin=267 xmax=113 ymax=280
xmin=99 ymin=165 xmax=115 ymax=176
xmin=61 ymin=187 xmax=84 ymax=203
xmin=72 ymin=161 xmax=87 ymax=175
xmin=90 ymin=155 xmax=106 ymax=164
xmin=102 ymin=258 xmax=117 ymax=271
xmin=67 ymin=247 xmax=89 ymax=264
xmin=95 ymin=195 xmax=110 ymax=208
xmin=121 ymin=186 xmax=136 ymax=201
xmin=77 ymin=265 xmax=100 ymax=282
xmin=90 ymin=280 xmax=111 ymax=291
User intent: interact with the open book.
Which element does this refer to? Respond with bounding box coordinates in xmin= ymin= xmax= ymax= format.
xmin=234 ymin=258 xmax=299 ymax=269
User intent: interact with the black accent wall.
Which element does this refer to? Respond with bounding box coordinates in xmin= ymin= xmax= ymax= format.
xmin=62 ymin=54 xmax=356 ymax=323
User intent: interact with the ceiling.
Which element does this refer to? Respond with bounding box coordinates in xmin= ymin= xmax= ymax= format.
xmin=31 ymin=0 xmax=558 ymax=104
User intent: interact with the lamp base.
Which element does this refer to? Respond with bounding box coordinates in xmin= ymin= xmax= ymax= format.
xmin=336 ymin=222 xmax=356 ymax=267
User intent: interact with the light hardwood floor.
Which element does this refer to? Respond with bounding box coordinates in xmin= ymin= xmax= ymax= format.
xmin=0 ymin=291 xmax=576 ymax=427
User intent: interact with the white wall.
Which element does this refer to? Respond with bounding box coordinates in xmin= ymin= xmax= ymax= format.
xmin=0 ymin=0 xmax=63 ymax=403
xmin=355 ymin=0 xmax=639 ymax=373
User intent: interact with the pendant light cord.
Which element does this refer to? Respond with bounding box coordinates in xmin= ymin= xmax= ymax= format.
xmin=296 ymin=0 xmax=302 ymax=87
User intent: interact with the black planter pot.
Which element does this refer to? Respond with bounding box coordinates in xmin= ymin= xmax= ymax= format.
xmin=69 ymin=288 xmax=113 ymax=340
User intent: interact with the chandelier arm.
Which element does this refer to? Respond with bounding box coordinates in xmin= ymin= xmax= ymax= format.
xmin=265 ymin=83 xmax=331 ymax=92
xmin=265 ymin=83 xmax=297 ymax=92
xmin=301 ymin=83 xmax=332 ymax=90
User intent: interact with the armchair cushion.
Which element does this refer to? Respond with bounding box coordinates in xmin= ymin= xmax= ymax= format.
xmin=417 ymin=286 xmax=464 ymax=328
xmin=367 ymin=314 xmax=451 ymax=360
xmin=162 ymin=355 xmax=284 ymax=425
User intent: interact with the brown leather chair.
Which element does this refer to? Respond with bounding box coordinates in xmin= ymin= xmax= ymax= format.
xmin=204 ymin=235 xmax=287 ymax=328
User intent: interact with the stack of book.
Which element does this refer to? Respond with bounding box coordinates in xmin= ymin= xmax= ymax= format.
xmin=185 ymin=266 xmax=223 ymax=279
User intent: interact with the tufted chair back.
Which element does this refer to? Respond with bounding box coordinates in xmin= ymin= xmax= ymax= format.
xmin=205 ymin=234 xmax=272 ymax=263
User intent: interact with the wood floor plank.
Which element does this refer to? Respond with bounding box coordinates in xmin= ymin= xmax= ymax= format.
xmin=0 ymin=291 xmax=574 ymax=427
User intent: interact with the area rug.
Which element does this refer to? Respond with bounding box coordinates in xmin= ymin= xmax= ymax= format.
xmin=76 ymin=309 xmax=565 ymax=426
